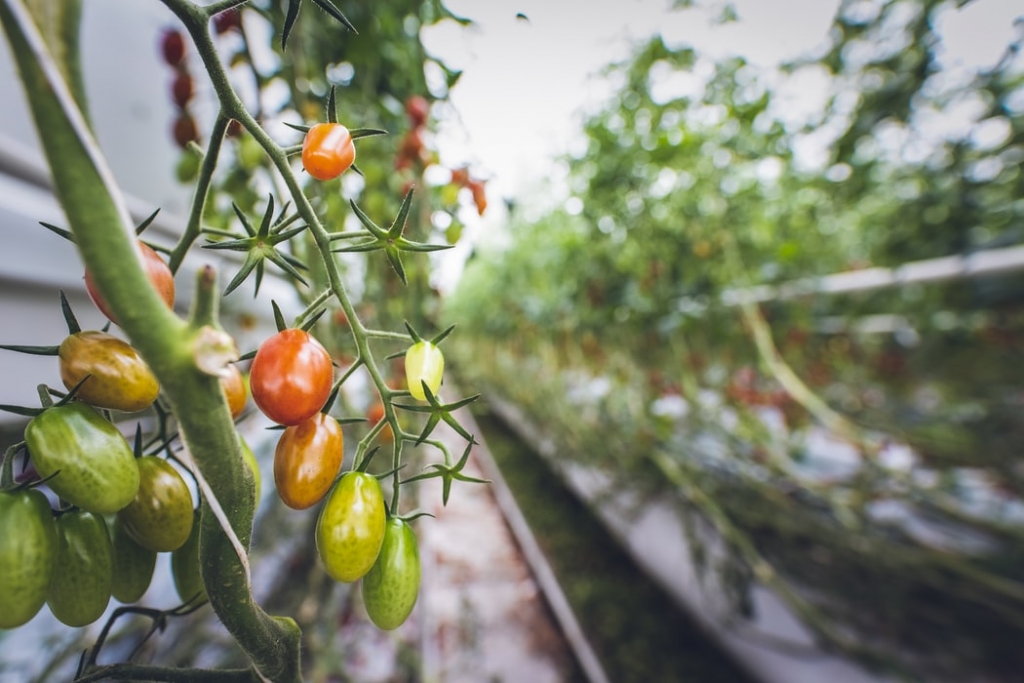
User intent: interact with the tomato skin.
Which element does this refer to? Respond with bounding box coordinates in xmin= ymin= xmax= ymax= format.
xmin=405 ymin=341 xmax=444 ymax=401
xmin=316 ymin=472 xmax=386 ymax=582
xmin=250 ymin=329 xmax=334 ymax=426
xmin=25 ymin=402 xmax=140 ymax=515
xmin=171 ymin=509 xmax=206 ymax=604
xmin=274 ymin=413 xmax=343 ymax=510
xmin=301 ymin=123 xmax=355 ymax=181
xmin=361 ymin=518 xmax=420 ymax=630
xmin=118 ymin=456 xmax=194 ymax=552
xmin=47 ymin=509 xmax=113 ymax=627
xmin=109 ymin=516 xmax=156 ymax=604
xmin=85 ymin=241 xmax=176 ymax=325
xmin=59 ymin=330 xmax=160 ymax=412
xmin=220 ymin=363 xmax=248 ymax=419
xmin=0 ymin=489 xmax=57 ymax=629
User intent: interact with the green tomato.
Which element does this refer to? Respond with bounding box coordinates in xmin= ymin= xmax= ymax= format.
xmin=405 ymin=341 xmax=444 ymax=401
xmin=315 ymin=472 xmax=386 ymax=583
xmin=47 ymin=509 xmax=112 ymax=627
xmin=240 ymin=435 xmax=261 ymax=504
xmin=0 ymin=489 xmax=57 ymax=629
xmin=171 ymin=509 xmax=206 ymax=605
xmin=58 ymin=330 xmax=159 ymax=412
xmin=361 ymin=518 xmax=420 ymax=630
xmin=118 ymin=456 xmax=194 ymax=552
xmin=25 ymin=402 xmax=140 ymax=515
xmin=109 ymin=516 xmax=156 ymax=604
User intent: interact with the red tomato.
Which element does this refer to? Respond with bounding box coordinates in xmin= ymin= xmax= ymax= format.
xmin=250 ymin=329 xmax=333 ymax=425
xmin=405 ymin=95 xmax=429 ymax=128
xmin=172 ymin=114 xmax=200 ymax=149
xmin=160 ymin=29 xmax=185 ymax=67
xmin=274 ymin=413 xmax=344 ymax=509
xmin=301 ymin=123 xmax=355 ymax=181
xmin=171 ymin=72 xmax=194 ymax=108
xmin=85 ymin=241 xmax=176 ymax=325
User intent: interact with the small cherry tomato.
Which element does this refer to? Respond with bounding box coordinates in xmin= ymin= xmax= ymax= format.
xmin=405 ymin=95 xmax=429 ymax=128
xmin=59 ymin=330 xmax=160 ymax=412
xmin=171 ymin=71 xmax=194 ymax=108
xmin=316 ymin=471 xmax=386 ymax=582
xmin=172 ymin=114 xmax=200 ymax=149
xmin=405 ymin=341 xmax=444 ymax=401
xmin=118 ymin=456 xmax=194 ymax=552
xmin=250 ymin=328 xmax=334 ymax=426
xmin=220 ymin=363 xmax=248 ymax=419
xmin=47 ymin=509 xmax=113 ymax=627
xmin=274 ymin=412 xmax=343 ymax=510
xmin=213 ymin=7 xmax=242 ymax=34
xmin=160 ymin=28 xmax=185 ymax=67
xmin=171 ymin=509 xmax=206 ymax=604
xmin=361 ymin=518 xmax=420 ymax=630
xmin=85 ymin=241 xmax=176 ymax=325
xmin=468 ymin=179 xmax=487 ymax=216
xmin=110 ymin=516 xmax=156 ymax=604
xmin=25 ymin=402 xmax=140 ymax=515
xmin=301 ymin=123 xmax=356 ymax=181
xmin=240 ymin=435 xmax=261 ymax=504
xmin=0 ymin=489 xmax=57 ymax=629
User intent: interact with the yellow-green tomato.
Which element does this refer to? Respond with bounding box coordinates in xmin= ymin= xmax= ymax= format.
xmin=361 ymin=518 xmax=421 ymax=630
xmin=118 ymin=457 xmax=194 ymax=552
xmin=0 ymin=489 xmax=57 ymax=629
xmin=109 ymin=516 xmax=156 ymax=604
xmin=405 ymin=341 xmax=444 ymax=401
xmin=315 ymin=472 xmax=386 ymax=583
xmin=47 ymin=509 xmax=112 ymax=627
xmin=25 ymin=402 xmax=140 ymax=515
xmin=59 ymin=330 xmax=160 ymax=412
xmin=171 ymin=509 xmax=206 ymax=605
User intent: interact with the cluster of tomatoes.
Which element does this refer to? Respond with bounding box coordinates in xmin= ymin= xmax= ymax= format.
xmin=248 ymin=322 xmax=445 ymax=630
xmin=0 ymin=246 xmax=259 ymax=630
xmin=160 ymin=28 xmax=200 ymax=150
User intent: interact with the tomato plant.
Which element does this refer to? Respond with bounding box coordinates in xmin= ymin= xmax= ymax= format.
xmin=0 ymin=488 xmax=57 ymax=629
xmin=405 ymin=340 xmax=444 ymax=401
xmin=59 ymin=330 xmax=160 ymax=412
xmin=361 ymin=517 xmax=421 ymax=630
xmin=301 ymin=123 xmax=355 ymax=181
xmin=24 ymin=402 xmax=140 ymax=515
xmin=47 ymin=509 xmax=113 ymax=628
xmin=274 ymin=412 xmax=343 ymax=510
xmin=109 ymin=516 xmax=156 ymax=604
xmin=316 ymin=471 xmax=386 ymax=583
xmin=118 ymin=456 xmax=194 ymax=552
xmin=250 ymin=328 xmax=334 ymax=426
xmin=84 ymin=241 xmax=175 ymax=325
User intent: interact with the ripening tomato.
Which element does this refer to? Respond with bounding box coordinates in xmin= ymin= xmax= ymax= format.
xmin=171 ymin=509 xmax=206 ymax=604
xmin=25 ymin=402 xmax=140 ymax=515
xmin=240 ymin=436 xmax=261 ymax=503
xmin=47 ymin=509 xmax=113 ymax=627
xmin=405 ymin=341 xmax=444 ymax=401
xmin=361 ymin=518 xmax=420 ymax=630
xmin=274 ymin=413 xmax=343 ymax=510
xmin=301 ymin=123 xmax=355 ymax=181
xmin=110 ymin=516 xmax=156 ymax=604
xmin=118 ymin=456 xmax=194 ymax=552
xmin=0 ymin=489 xmax=57 ymax=629
xmin=220 ymin=363 xmax=248 ymax=419
xmin=59 ymin=330 xmax=160 ymax=412
xmin=316 ymin=472 xmax=386 ymax=582
xmin=250 ymin=328 xmax=334 ymax=426
xmin=85 ymin=241 xmax=176 ymax=325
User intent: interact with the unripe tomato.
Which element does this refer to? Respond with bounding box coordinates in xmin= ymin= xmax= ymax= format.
xmin=0 ymin=489 xmax=57 ymax=629
xmin=85 ymin=241 xmax=176 ymax=325
xmin=220 ymin=363 xmax=248 ymax=419
xmin=118 ymin=456 xmax=194 ymax=552
xmin=59 ymin=330 xmax=160 ymax=412
xmin=316 ymin=472 xmax=386 ymax=583
xmin=250 ymin=329 xmax=334 ymax=426
xmin=361 ymin=518 xmax=420 ymax=630
xmin=240 ymin=436 xmax=262 ymax=503
xmin=405 ymin=341 xmax=444 ymax=401
xmin=274 ymin=413 xmax=343 ymax=510
xmin=109 ymin=516 xmax=156 ymax=604
xmin=301 ymin=123 xmax=355 ymax=181
xmin=25 ymin=402 xmax=140 ymax=515
xmin=47 ymin=509 xmax=113 ymax=627
xmin=171 ymin=509 xmax=206 ymax=604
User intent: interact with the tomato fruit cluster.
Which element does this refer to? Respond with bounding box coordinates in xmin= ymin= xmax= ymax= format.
xmin=250 ymin=328 xmax=334 ymax=426
xmin=301 ymin=123 xmax=355 ymax=181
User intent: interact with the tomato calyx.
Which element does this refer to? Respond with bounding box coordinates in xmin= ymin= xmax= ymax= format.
xmin=401 ymin=440 xmax=488 ymax=506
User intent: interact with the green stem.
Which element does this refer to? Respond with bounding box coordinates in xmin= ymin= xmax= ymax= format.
xmin=75 ymin=665 xmax=258 ymax=683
